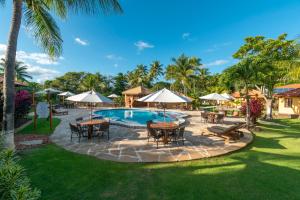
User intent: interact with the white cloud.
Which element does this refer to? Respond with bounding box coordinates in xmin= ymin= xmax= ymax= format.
xmin=182 ymin=32 xmax=190 ymax=40
xmin=75 ymin=37 xmax=88 ymax=46
xmin=26 ymin=65 xmax=60 ymax=83
xmin=114 ymin=63 xmax=118 ymax=68
xmin=134 ymin=41 xmax=154 ymax=51
xmin=0 ymin=43 xmax=62 ymax=65
xmin=204 ymin=59 xmax=229 ymax=67
xmin=106 ymin=54 xmax=123 ymax=60
xmin=204 ymin=42 xmax=232 ymax=53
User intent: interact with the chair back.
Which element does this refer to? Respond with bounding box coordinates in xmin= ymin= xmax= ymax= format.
xmin=201 ymin=112 xmax=208 ymax=119
xmin=69 ymin=123 xmax=79 ymax=133
xmin=146 ymin=120 xmax=153 ymax=129
xmin=216 ymin=113 xmax=224 ymax=120
xmin=178 ymin=126 xmax=185 ymax=137
xmin=100 ymin=122 xmax=110 ymax=131
xmin=76 ymin=117 xmax=83 ymax=122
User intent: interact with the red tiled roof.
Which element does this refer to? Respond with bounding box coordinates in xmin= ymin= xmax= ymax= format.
xmin=275 ymin=83 xmax=300 ymax=89
xmin=231 ymin=90 xmax=264 ymax=98
xmin=276 ymin=88 xmax=300 ymax=97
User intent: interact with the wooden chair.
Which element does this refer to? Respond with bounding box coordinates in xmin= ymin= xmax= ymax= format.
xmin=176 ymin=126 xmax=186 ymax=145
xmin=69 ymin=123 xmax=83 ymax=142
xmin=215 ymin=113 xmax=225 ymax=124
xmin=146 ymin=122 xmax=163 ymax=149
xmin=200 ymin=112 xmax=208 ymax=123
xmin=94 ymin=122 xmax=110 ymax=140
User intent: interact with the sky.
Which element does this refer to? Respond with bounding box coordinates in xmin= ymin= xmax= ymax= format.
xmin=1 ymin=0 xmax=300 ymax=83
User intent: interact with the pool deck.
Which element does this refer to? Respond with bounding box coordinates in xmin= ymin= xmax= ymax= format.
xmin=51 ymin=108 xmax=253 ymax=163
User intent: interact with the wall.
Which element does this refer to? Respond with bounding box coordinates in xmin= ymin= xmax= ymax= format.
xmin=278 ymin=97 xmax=300 ymax=115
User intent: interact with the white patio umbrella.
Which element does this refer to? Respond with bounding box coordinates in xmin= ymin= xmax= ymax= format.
xmin=58 ymin=91 xmax=75 ymax=104
xmin=221 ymin=93 xmax=235 ymax=100
xmin=199 ymin=93 xmax=229 ymax=101
xmin=35 ymin=88 xmax=62 ymax=95
xmin=66 ymin=90 xmax=113 ymax=119
xmin=58 ymin=91 xmax=75 ymax=97
xmin=108 ymin=94 xmax=119 ymax=98
xmin=137 ymin=88 xmax=192 ymax=118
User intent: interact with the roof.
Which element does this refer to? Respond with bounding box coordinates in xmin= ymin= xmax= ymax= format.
xmin=275 ymin=83 xmax=300 ymax=89
xmin=0 ymin=76 xmax=27 ymax=87
xmin=122 ymin=86 xmax=151 ymax=95
xmin=231 ymin=90 xmax=264 ymax=98
xmin=276 ymin=88 xmax=300 ymax=98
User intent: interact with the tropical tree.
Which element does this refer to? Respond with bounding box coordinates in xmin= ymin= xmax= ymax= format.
xmin=165 ymin=54 xmax=201 ymax=95
xmin=0 ymin=0 xmax=122 ymax=149
xmin=148 ymin=61 xmax=164 ymax=83
xmin=233 ymin=34 xmax=300 ymax=119
xmin=223 ymin=59 xmax=257 ymax=128
xmin=0 ymin=59 xmax=32 ymax=82
xmin=113 ymin=72 xmax=128 ymax=95
xmin=127 ymin=64 xmax=149 ymax=87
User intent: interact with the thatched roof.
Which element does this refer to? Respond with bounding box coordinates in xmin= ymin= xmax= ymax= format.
xmin=122 ymin=86 xmax=151 ymax=95
xmin=231 ymin=90 xmax=264 ymax=99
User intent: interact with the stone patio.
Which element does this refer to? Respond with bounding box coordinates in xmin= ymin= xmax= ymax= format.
xmin=50 ymin=109 xmax=253 ymax=162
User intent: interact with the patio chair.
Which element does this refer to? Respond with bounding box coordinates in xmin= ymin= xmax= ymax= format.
xmin=200 ymin=112 xmax=208 ymax=123
xmin=176 ymin=126 xmax=186 ymax=145
xmin=52 ymin=108 xmax=68 ymax=115
xmin=69 ymin=123 xmax=84 ymax=142
xmin=94 ymin=122 xmax=110 ymax=140
xmin=215 ymin=113 xmax=225 ymax=124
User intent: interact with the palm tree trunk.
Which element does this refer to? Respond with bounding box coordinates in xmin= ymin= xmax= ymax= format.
xmin=2 ymin=0 xmax=23 ymax=149
xmin=245 ymin=86 xmax=251 ymax=129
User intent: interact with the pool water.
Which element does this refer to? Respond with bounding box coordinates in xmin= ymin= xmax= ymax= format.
xmin=94 ymin=109 xmax=179 ymax=126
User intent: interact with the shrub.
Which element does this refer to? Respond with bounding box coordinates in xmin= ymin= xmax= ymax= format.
xmin=0 ymin=149 xmax=40 ymax=200
xmin=15 ymin=90 xmax=32 ymax=120
xmin=240 ymin=99 xmax=263 ymax=123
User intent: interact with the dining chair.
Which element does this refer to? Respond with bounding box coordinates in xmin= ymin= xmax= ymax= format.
xmin=94 ymin=122 xmax=110 ymax=140
xmin=216 ymin=114 xmax=225 ymax=124
xmin=177 ymin=126 xmax=186 ymax=145
xmin=200 ymin=112 xmax=208 ymax=123
xmin=69 ymin=123 xmax=83 ymax=142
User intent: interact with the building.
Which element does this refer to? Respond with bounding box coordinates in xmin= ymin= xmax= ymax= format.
xmin=231 ymin=89 xmax=265 ymax=101
xmin=276 ymin=88 xmax=300 ymax=118
xmin=122 ymin=86 xmax=151 ymax=108
xmin=274 ymin=83 xmax=300 ymax=94
xmin=0 ymin=76 xmax=27 ymax=87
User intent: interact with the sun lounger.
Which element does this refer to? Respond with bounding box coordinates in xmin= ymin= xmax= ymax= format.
xmin=52 ymin=108 xmax=68 ymax=115
xmin=207 ymin=123 xmax=245 ymax=142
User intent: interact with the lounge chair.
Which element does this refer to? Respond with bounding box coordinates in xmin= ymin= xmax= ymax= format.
xmin=52 ymin=108 xmax=68 ymax=115
xmin=207 ymin=123 xmax=245 ymax=142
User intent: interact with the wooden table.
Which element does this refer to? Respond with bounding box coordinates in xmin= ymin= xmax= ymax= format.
xmin=79 ymin=119 xmax=107 ymax=139
xmin=150 ymin=122 xmax=179 ymax=144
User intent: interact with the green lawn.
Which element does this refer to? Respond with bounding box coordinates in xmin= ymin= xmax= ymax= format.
xmin=17 ymin=118 xmax=61 ymax=135
xmin=19 ymin=119 xmax=300 ymax=200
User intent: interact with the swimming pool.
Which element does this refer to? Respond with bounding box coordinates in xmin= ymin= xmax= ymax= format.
xmin=94 ymin=109 xmax=185 ymax=127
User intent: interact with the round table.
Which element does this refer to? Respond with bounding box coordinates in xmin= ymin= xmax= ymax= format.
xmin=150 ymin=122 xmax=179 ymax=144
xmin=79 ymin=119 xmax=107 ymax=139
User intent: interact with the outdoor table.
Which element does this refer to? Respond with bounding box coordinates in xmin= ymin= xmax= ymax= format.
xmin=150 ymin=122 xmax=179 ymax=144
xmin=79 ymin=119 xmax=107 ymax=139
xmin=207 ymin=112 xmax=218 ymax=123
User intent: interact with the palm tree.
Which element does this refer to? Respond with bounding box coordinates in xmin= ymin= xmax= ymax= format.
xmin=1 ymin=0 xmax=122 ymax=149
xmin=127 ymin=64 xmax=148 ymax=87
xmin=165 ymin=54 xmax=201 ymax=95
xmin=0 ymin=59 xmax=32 ymax=82
xmin=148 ymin=61 xmax=164 ymax=83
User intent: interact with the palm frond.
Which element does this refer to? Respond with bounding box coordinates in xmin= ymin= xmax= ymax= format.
xmin=24 ymin=2 xmax=63 ymax=57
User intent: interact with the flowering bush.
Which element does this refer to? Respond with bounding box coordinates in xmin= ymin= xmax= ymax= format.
xmin=240 ymin=99 xmax=263 ymax=123
xmin=15 ymin=90 xmax=32 ymax=120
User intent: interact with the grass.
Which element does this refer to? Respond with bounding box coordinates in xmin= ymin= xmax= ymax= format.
xmin=19 ymin=119 xmax=300 ymax=200
xmin=17 ymin=118 xmax=61 ymax=135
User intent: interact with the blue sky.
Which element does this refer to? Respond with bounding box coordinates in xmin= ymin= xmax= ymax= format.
xmin=1 ymin=0 xmax=300 ymax=82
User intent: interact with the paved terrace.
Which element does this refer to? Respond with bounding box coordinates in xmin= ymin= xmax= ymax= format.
xmin=51 ymin=109 xmax=253 ymax=163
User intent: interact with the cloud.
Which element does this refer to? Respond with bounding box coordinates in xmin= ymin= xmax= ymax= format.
xmin=0 ymin=43 xmax=61 ymax=83
xmin=114 ymin=63 xmax=118 ymax=68
xmin=204 ymin=59 xmax=229 ymax=67
xmin=0 ymin=43 xmax=63 ymax=65
xmin=134 ymin=41 xmax=154 ymax=51
xmin=106 ymin=54 xmax=123 ymax=60
xmin=182 ymin=32 xmax=190 ymax=40
xmin=26 ymin=65 xmax=60 ymax=83
xmin=75 ymin=37 xmax=88 ymax=46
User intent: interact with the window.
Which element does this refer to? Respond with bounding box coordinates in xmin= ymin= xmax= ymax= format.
xmin=284 ymin=98 xmax=293 ymax=108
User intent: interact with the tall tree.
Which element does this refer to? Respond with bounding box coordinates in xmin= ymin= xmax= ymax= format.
xmin=113 ymin=73 xmax=128 ymax=95
xmin=233 ymin=34 xmax=300 ymax=119
xmin=148 ymin=61 xmax=164 ymax=84
xmin=165 ymin=54 xmax=201 ymax=95
xmin=1 ymin=0 xmax=122 ymax=149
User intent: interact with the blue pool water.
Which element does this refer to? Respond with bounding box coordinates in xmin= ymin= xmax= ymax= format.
xmin=94 ymin=109 xmax=179 ymax=125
